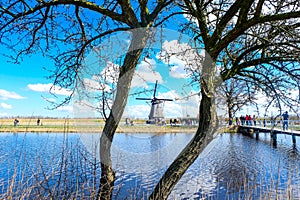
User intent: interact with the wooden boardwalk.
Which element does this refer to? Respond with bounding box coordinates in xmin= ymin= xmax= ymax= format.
xmin=239 ymin=125 xmax=300 ymax=136
xmin=238 ymin=124 xmax=300 ymax=145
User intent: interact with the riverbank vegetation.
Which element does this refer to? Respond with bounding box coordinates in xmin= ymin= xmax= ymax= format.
xmin=0 ymin=118 xmax=197 ymax=133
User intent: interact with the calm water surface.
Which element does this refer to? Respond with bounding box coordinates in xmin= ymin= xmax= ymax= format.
xmin=0 ymin=132 xmax=299 ymax=199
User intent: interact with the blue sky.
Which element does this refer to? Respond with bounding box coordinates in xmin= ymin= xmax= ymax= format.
xmin=1 ymin=1 xmax=298 ymax=120
xmin=1 ymin=36 xmax=295 ymax=119
xmin=0 ymin=52 xmax=74 ymax=117
xmin=72 ymin=36 xmax=203 ymax=120
xmin=0 ymin=34 xmax=202 ymax=119
xmin=0 ymin=3 xmax=223 ymax=119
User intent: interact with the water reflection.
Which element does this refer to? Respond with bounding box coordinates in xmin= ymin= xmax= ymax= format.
xmin=170 ymin=133 xmax=300 ymax=199
xmin=0 ymin=132 xmax=300 ymax=199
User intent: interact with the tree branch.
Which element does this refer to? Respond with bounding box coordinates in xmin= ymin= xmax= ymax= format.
xmin=214 ymin=11 xmax=300 ymax=58
xmin=75 ymin=5 xmax=87 ymax=42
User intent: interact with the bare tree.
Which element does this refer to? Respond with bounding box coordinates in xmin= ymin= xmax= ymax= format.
xmin=219 ymin=79 xmax=257 ymax=118
xmin=0 ymin=1 xmax=176 ymax=199
xmin=149 ymin=0 xmax=300 ymax=199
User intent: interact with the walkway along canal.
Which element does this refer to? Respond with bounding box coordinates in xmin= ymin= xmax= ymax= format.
xmin=238 ymin=120 xmax=300 ymax=146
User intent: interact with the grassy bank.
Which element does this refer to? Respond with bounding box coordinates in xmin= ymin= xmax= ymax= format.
xmin=0 ymin=118 xmax=197 ymax=133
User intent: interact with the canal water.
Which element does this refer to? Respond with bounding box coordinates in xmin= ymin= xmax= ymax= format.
xmin=0 ymin=132 xmax=299 ymax=199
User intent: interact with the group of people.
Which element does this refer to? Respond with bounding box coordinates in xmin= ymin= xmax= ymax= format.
xmin=229 ymin=115 xmax=257 ymax=126
xmin=238 ymin=115 xmax=257 ymax=126
xmin=170 ymin=118 xmax=179 ymax=126
xmin=229 ymin=111 xmax=290 ymax=130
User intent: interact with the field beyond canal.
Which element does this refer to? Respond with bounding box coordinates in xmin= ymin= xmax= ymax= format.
xmin=0 ymin=117 xmax=198 ymax=133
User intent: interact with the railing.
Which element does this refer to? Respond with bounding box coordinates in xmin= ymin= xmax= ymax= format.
xmin=238 ymin=119 xmax=300 ymax=133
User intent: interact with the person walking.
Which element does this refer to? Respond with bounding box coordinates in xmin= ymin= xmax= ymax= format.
xmin=37 ymin=118 xmax=41 ymax=126
xmin=248 ymin=115 xmax=252 ymax=126
xmin=14 ymin=119 xmax=19 ymax=126
xmin=282 ymin=111 xmax=289 ymax=130
xmin=240 ymin=115 xmax=244 ymax=125
xmin=253 ymin=115 xmax=257 ymax=126
xmin=236 ymin=117 xmax=240 ymax=125
xmin=229 ymin=117 xmax=233 ymax=125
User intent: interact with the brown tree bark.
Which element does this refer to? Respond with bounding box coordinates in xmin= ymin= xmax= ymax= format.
xmin=149 ymin=56 xmax=219 ymax=199
xmin=97 ymin=30 xmax=149 ymax=200
xmin=228 ymin=101 xmax=233 ymax=119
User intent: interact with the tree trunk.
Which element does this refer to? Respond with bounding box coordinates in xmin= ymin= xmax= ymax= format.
xmin=97 ymin=29 xmax=149 ymax=200
xmin=149 ymin=88 xmax=217 ymax=200
xmin=149 ymin=56 xmax=219 ymax=199
xmin=228 ymin=102 xmax=233 ymax=119
xmin=97 ymin=68 xmax=137 ymax=199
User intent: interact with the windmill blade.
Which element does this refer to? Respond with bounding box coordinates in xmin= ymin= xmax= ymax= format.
xmin=152 ymin=101 xmax=161 ymax=105
xmin=153 ymin=80 xmax=158 ymax=98
xmin=136 ymin=98 xmax=152 ymax=100
xmin=156 ymin=98 xmax=173 ymax=101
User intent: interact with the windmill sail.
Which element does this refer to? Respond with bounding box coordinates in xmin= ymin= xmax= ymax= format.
xmin=136 ymin=80 xmax=173 ymax=123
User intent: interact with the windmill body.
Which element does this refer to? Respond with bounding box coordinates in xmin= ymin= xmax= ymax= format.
xmin=149 ymin=100 xmax=164 ymax=119
xmin=136 ymin=81 xmax=173 ymax=124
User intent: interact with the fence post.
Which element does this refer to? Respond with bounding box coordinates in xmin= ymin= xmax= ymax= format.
xmin=291 ymin=120 xmax=296 ymax=144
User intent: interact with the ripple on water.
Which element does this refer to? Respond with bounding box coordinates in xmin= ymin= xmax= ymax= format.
xmin=1 ymin=132 xmax=300 ymax=199
xmin=168 ymin=133 xmax=300 ymax=199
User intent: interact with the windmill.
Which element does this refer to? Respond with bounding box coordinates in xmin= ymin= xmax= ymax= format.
xmin=136 ymin=81 xmax=173 ymax=124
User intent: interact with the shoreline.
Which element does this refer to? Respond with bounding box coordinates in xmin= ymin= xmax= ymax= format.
xmin=0 ymin=118 xmax=234 ymax=134
xmin=0 ymin=125 xmax=235 ymax=134
xmin=0 ymin=124 xmax=198 ymax=134
xmin=0 ymin=118 xmax=200 ymax=133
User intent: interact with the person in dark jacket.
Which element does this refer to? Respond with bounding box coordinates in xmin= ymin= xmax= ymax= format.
xmin=282 ymin=111 xmax=289 ymax=130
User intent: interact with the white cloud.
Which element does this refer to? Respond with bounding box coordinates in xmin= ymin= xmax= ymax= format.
xmin=56 ymin=105 xmax=73 ymax=113
xmin=0 ymin=89 xmax=26 ymax=100
xmin=168 ymin=59 xmax=188 ymax=79
xmin=27 ymin=83 xmax=52 ymax=92
xmin=100 ymin=61 xmax=120 ymax=84
xmin=83 ymin=78 xmax=102 ymax=92
xmin=1 ymin=102 xmax=12 ymax=109
xmin=236 ymin=89 xmax=300 ymax=117
xmin=158 ymin=90 xmax=199 ymax=118
xmin=124 ymin=104 xmax=150 ymax=119
xmin=0 ymin=112 xmax=8 ymax=117
xmin=27 ymin=83 xmax=72 ymax=96
xmin=132 ymin=58 xmax=163 ymax=88
xmin=164 ymin=102 xmax=183 ymax=118
xmin=158 ymin=40 xmax=202 ymax=79
xmin=77 ymin=61 xmax=118 ymax=95
xmin=80 ymin=57 xmax=162 ymax=93
xmin=82 ymin=77 xmax=112 ymax=92
xmin=43 ymin=97 xmax=56 ymax=103
xmin=288 ymin=89 xmax=299 ymax=99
